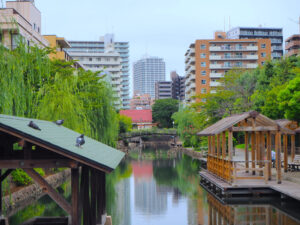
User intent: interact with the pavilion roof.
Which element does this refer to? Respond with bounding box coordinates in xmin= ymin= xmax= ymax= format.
xmin=197 ymin=111 xmax=295 ymax=136
xmin=0 ymin=114 xmax=125 ymax=172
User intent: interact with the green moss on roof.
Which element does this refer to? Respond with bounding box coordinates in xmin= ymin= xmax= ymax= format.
xmin=0 ymin=114 xmax=125 ymax=171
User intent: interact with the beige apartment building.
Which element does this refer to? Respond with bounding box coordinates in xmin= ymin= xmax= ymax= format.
xmin=185 ymin=32 xmax=271 ymax=103
xmin=0 ymin=0 xmax=48 ymax=49
xmin=285 ymin=34 xmax=300 ymax=57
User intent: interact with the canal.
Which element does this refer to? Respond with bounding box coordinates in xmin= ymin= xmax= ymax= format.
xmin=8 ymin=149 xmax=300 ymax=225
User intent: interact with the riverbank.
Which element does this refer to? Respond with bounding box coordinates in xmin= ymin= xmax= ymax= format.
xmin=3 ymin=169 xmax=70 ymax=217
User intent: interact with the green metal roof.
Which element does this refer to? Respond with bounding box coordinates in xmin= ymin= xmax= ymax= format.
xmin=0 ymin=114 xmax=125 ymax=172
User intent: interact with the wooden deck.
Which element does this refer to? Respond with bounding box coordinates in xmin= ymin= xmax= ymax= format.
xmin=200 ymin=170 xmax=300 ymax=202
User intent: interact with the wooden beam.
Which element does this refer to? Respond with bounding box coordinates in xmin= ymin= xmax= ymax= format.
xmin=232 ymin=126 xmax=278 ymax=132
xmin=245 ymin=132 xmax=249 ymax=173
xmin=283 ymin=134 xmax=288 ymax=172
xmin=251 ymin=132 xmax=256 ymax=175
xmin=291 ymin=135 xmax=295 ymax=162
xmin=71 ymin=168 xmax=80 ymax=225
xmin=217 ymin=134 xmax=220 ymax=158
xmin=228 ymin=130 xmax=233 ymax=160
xmin=0 ymin=169 xmax=14 ymax=182
xmin=0 ymin=159 xmax=78 ymax=169
xmin=0 ymin=169 xmax=2 ymax=215
xmin=222 ymin=132 xmax=226 ymax=159
xmin=208 ymin=136 xmax=211 ymax=155
xmin=23 ymin=168 xmax=72 ymax=215
xmin=275 ymin=132 xmax=282 ymax=184
xmin=267 ymin=132 xmax=271 ymax=180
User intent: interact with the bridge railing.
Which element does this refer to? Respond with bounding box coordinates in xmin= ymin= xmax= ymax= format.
xmin=119 ymin=128 xmax=177 ymax=139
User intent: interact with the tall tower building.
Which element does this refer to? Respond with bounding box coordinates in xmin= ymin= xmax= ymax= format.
xmin=133 ymin=56 xmax=166 ymax=98
xmin=227 ymin=27 xmax=283 ymax=59
xmin=66 ymin=34 xmax=130 ymax=109
xmin=185 ymin=31 xmax=271 ymax=103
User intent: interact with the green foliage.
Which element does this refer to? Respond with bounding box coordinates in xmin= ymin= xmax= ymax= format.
xmin=152 ymin=98 xmax=179 ymax=128
xmin=118 ymin=114 xmax=132 ymax=133
xmin=11 ymin=169 xmax=45 ymax=186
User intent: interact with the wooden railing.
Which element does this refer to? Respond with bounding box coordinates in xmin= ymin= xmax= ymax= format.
xmin=207 ymin=155 xmax=271 ymax=184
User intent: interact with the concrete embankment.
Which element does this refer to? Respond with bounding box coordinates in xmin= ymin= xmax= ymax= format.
xmin=3 ymin=169 xmax=70 ymax=217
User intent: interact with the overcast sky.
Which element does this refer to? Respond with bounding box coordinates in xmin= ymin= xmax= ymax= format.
xmin=32 ymin=0 xmax=299 ymax=91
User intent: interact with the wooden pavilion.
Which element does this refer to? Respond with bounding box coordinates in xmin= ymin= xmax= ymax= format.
xmin=0 ymin=114 xmax=125 ymax=225
xmin=197 ymin=111 xmax=296 ymax=185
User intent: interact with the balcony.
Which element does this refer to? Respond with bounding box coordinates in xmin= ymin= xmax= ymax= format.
xmin=210 ymin=81 xmax=221 ymax=87
xmin=209 ymin=55 xmax=258 ymax=60
xmin=209 ymin=46 xmax=258 ymax=51
xmin=210 ymin=63 xmax=258 ymax=69
xmin=185 ymin=74 xmax=195 ymax=86
xmin=285 ymin=40 xmax=300 ymax=50
xmin=210 ymin=72 xmax=223 ymax=78
xmin=186 ymin=65 xmax=196 ymax=74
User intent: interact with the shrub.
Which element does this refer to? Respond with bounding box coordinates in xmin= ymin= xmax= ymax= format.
xmin=12 ymin=169 xmax=45 ymax=186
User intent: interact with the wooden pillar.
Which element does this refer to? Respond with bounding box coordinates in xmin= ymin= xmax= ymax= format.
xmin=208 ymin=203 xmax=212 ymax=225
xmin=222 ymin=132 xmax=226 ymax=159
xmin=283 ymin=134 xmax=288 ymax=172
xmin=0 ymin=169 xmax=2 ymax=216
xmin=267 ymin=132 xmax=271 ymax=180
xmin=256 ymin=132 xmax=260 ymax=165
xmin=251 ymin=132 xmax=256 ymax=175
xmin=291 ymin=135 xmax=295 ymax=162
xmin=228 ymin=130 xmax=233 ymax=160
xmin=208 ymin=136 xmax=211 ymax=155
xmin=217 ymin=134 xmax=221 ymax=158
xmin=212 ymin=135 xmax=216 ymax=156
xmin=245 ymin=132 xmax=249 ymax=173
xmin=275 ymin=132 xmax=282 ymax=184
xmin=259 ymin=132 xmax=263 ymax=176
xmin=71 ymin=168 xmax=80 ymax=225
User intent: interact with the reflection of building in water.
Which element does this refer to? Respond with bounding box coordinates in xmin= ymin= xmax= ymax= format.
xmin=187 ymin=198 xmax=198 ymax=225
xmin=197 ymin=187 xmax=208 ymax=225
xmin=132 ymin=161 xmax=167 ymax=215
xmin=115 ymin=178 xmax=131 ymax=225
xmin=207 ymin=193 xmax=300 ymax=225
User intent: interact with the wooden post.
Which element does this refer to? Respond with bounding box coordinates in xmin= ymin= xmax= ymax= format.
xmin=208 ymin=136 xmax=211 ymax=155
xmin=228 ymin=130 xmax=233 ymax=160
xmin=291 ymin=134 xmax=295 ymax=162
xmin=251 ymin=132 xmax=256 ymax=175
xmin=71 ymin=168 xmax=80 ymax=225
xmin=245 ymin=132 xmax=249 ymax=173
xmin=217 ymin=134 xmax=220 ymax=158
xmin=256 ymin=132 xmax=260 ymax=165
xmin=222 ymin=132 xmax=226 ymax=159
xmin=0 ymin=169 xmax=2 ymax=216
xmin=259 ymin=132 xmax=263 ymax=176
xmin=212 ymin=135 xmax=216 ymax=156
xmin=275 ymin=132 xmax=282 ymax=184
xmin=267 ymin=132 xmax=271 ymax=180
xmin=283 ymin=134 xmax=288 ymax=172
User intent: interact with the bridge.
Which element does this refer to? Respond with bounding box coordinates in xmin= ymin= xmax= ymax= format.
xmin=119 ymin=129 xmax=177 ymax=139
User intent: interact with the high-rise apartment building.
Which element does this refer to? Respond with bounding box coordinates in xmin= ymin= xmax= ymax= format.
xmin=185 ymin=32 xmax=271 ymax=103
xmin=170 ymin=71 xmax=185 ymax=101
xmin=155 ymin=81 xmax=172 ymax=100
xmin=227 ymin=27 xmax=283 ymax=59
xmin=67 ymin=43 xmax=122 ymax=108
xmin=133 ymin=56 xmax=166 ymax=98
xmin=0 ymin=0 xmax=49 ymax=49
xmin=66 ymin=34 xmax=130 ymax=109
xmin=285 ymin=34 xmax=300 ymax=57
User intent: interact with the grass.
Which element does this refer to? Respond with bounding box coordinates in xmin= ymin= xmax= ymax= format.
xmin=235 ymin=143 xmax=252 ymax=150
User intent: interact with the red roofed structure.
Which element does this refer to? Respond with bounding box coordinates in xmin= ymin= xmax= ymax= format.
xmin=120 ymin=109 xmax=155 ymax=130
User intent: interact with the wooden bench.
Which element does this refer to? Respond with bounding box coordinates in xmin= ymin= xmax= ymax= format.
xmin=288 ymin=155 xmax=300 ymax=171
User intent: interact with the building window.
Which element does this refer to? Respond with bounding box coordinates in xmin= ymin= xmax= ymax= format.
xmin=89 ymin=58 xmax=92 ymax=61
xmin=201 ymin=88 xmax=207 ymax=94
xmin=235 ymin=61 xmax=242 ymax=67
xmin=201 ymin=71 xmax=206 ymax=76
xmin=201 ymin=98 xmax=206 ymax=102
xmin=261 ymin=61 xmax=265 ymax=65
xmin=261 ymin=44 xmax=266 ymax=49
xmin=201 ymin=62 xmax=206 ymax=67
xmin=201 ymin=79 xmax=206 ymax=84
xmin=224 ymin=62 xmax=231 ymax=67
xmin=200 ymin=44 xmax=206 ymax=49
xmin=200 ymin=53 xmax=206 ymax=58
xmin=224 ymin=53 xmax=231 ymax=59
xmin=261 ymin=52 xmax=266 ymax=57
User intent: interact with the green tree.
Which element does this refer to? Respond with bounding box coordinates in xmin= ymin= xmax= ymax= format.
xmin=118 ymin=114 xmax=132 ymax=133
xmin=152 ymin=98 xmax=179 ymax=128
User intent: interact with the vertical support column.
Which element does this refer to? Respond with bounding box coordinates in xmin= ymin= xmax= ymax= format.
xmin=283 ymin=134 xmax=288 ymax=172
xmin=251 ymin=132 xmax=256 ymax=175
xmin=267 ymin=132 xmax=271 ymax=180
xmin=256 ymin=132 xmax=260 ymax=165
xmin=291 ymin=134 xmax=295 ymax=162
xmin=71 ymin=168 xmax=80 ymax=225
xmin=212 ymin=135 xmax=216 ymax=156
xmin=228 ymin=129 xmax=233 ymax=160
xmin=276 ymin=132 xmax=282 ymax=184
xmin=217 ymin=134 xmax=220 ymax=158
xmin=208 ymin=203 xmax=212 ymax=225
xmin=222 ymin=132 xmax=226 ymax=159
xmin=245 ymin=132 xmax=249 ymax=173
xmin=259 ymin=132 xmax=264 ymax=176
xmin=0 ymin=169 xmax=2 ymax=216
xmin=208 ymin=136 xmax=211 ymax=155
